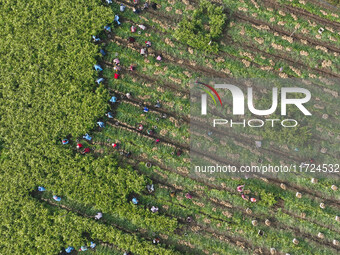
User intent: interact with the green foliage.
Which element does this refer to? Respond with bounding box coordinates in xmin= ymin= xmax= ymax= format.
xmin=258 ymin=189 xmax=278 ymax=207
xmin=0 ymin=0 xmax=181 ymax=252
xmin=0 ymin=0 xmax=176 ymax=254
xmin=0 ymin=1 xmax=113 ymax=144
xmin=173 ymin=0 xmax=226 ymax=53
xmin=262 ymin=119 xmax=312 ymax=147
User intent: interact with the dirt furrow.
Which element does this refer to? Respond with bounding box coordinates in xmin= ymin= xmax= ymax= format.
xmin=224 ymin=35 xmax=340 ymax=78
xmin=263 ymin=0 xmax=340 ymax=30
xmin=280 ymin=208 xmax=340 ymax=235
xmin=265 ymin=176 xmax=340 ymax=207
xmin=287 ymin=0 xmax=340 ymax=14
xmin=234 ymin=12 xmax=340 ymax=55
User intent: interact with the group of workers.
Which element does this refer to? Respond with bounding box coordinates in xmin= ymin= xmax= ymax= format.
xmin=128 ymin=0 xmax=158 ymax=14
xmin=113 ymin=3 xmax=163 ymax=61
xmin=128 ymin=24 xmax=163 ymax=61
xmin=38 ymin=186 xmax=63 ymax=203
xmin=237 ymin=185 xmax=257 ymax=203
xmin=55 ymin=1 xmax=187 ymax=253
xmin=64 ymin=242 xmax=96 ymax=253
xmin=62 ymin=137 xmax=91 ymax=155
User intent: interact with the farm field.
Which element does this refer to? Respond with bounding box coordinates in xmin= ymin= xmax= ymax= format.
xmin=0 ymin=0 xmax=339 ymax=255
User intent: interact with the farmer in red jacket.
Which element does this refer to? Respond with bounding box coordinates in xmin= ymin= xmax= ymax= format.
xmin=82 ymin=148 xmax=90 ymax=154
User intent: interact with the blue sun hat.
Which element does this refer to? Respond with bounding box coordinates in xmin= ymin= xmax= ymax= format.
xmin=97 ymin=122 xmax=105 ymax=128
xmin=65 ymin=246 xmax=74 ymax=253
xmin=83 ymin=133 xmax=92 ymax=141
xmin=132 ymin=197 xmax=138 ymax=205
xmin=110 ymin=96 xmax=117 ymax=103
xmin=53 ymin=195 xmax=61 ymax=202
xmin=96 ymin=78 xmax=104 ymax=84
xmin=94 ymin=64 xmax=103 ymax=71
xmin=38 ymin=186 xmax=46 ymax=192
